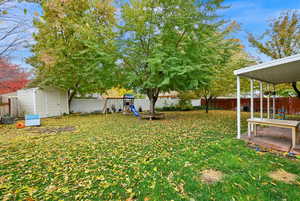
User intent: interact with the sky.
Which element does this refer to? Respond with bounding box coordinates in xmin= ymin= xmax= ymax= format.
xmin=0 ymin=1 xmax=42 ymax=69
xmin=220 ymin=0 xmax=300 ymax=62
xmin=2 ymin=0 xmax=300 ymax=70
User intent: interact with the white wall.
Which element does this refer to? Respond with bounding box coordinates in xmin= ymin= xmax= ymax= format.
xmin=134 ymin=99 xmax=150 ymax=111
xmin=70 ymin=98 xmax=201 ymax=114
xmin=134 ymin=98 xmax=180 ymax=111
xmin=17 ymin=88 xmax=36 ymax=116
xmin=191 ymin=99 xmax=201 ymax=107
xmin=17 ymin=88 xmax=69 ymax=118
xmin=35 ymin=88 xmax=69 ymax=118
xmin=70 ymin=99 xmax=105 ymax=113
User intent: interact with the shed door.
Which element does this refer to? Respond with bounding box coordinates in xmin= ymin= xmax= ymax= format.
xmin=45 ymin=89 xmax=62 ymax=117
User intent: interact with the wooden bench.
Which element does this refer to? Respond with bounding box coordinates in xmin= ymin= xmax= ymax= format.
xmin=247 ymin=118 xmax=300 ymax=150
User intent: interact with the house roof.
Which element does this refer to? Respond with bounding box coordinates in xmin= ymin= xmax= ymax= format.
xmin=234 ymin=54 xmax=300 ymax=84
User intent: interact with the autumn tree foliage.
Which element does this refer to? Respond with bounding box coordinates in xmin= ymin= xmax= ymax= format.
xmin=120 ymin=0 xmax=237 ymax=115
xmin=194 ymin=46 xmax=254 ymax=113
xmin=0 ymin=58 xmax=29 ymax=94
xmin=248 ymin=10 xmax=300 ymax=97
xmin=28 ymin=0 xmax=117 ymax=106
xmin=29 ymin=0 xmax=245 ymax=114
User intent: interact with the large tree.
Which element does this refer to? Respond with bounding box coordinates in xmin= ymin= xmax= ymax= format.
xmin=195 ymin=46 xmax=253 ymax=113
xmin=0 ymin=58 xmax=29 ymax=94
xmin=120 ymin=0 xmax=237 ymax=115
xmin=248 ymin=10 xmax=300 ymax=97
xmin=28 ymin=0 xmax=117 ymax=105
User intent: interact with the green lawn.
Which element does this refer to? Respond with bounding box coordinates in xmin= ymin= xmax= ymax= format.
xmin=1 ymin=111 xmax=300 ymax=200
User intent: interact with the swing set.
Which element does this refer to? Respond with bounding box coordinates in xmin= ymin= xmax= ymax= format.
xmin=102 ymin=94 xmax=139 ymax=116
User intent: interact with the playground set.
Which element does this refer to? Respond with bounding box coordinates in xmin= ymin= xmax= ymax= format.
xmin=102 ymin=94 xmax=164 ymax=120
xmin=102 ymin=94 xmax=140 ymax=117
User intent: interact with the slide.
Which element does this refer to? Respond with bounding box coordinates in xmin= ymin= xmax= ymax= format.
xmin=129 ymin=104 xmax=140 ymax=117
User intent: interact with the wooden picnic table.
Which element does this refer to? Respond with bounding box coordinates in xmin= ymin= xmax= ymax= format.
xmin=247 ymin=118 xmax=300 ymax=151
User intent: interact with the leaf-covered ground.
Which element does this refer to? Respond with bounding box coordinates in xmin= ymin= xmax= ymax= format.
xmin=1 ymin=111 xmax=300 ymax=200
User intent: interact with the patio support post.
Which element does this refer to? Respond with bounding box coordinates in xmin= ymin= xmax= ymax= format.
xmin=260 ymin=81 xmax=263 ymax=119
xmin=250 ymin=79 xmax=254 ymax=131
xmin=273 ymin=84 xmax=276 ymax=119
xmin=237 ymin=76 xmax=241 ymax=139
xmin=267 ymin=84 xmax=270 ymax=119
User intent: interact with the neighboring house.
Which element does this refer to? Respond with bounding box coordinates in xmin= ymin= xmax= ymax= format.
xmin=17 ymin=87 xmax=69 ymax=118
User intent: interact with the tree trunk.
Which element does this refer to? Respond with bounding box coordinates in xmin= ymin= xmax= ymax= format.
xmin=68 ymin=82 xmax=80 ymax=111
xmin=147 ymin=88 xmax=160 ymax=115
xmin=205 ymin=97 xmax=209 ymax=113
xmin=292 ymin=82 xmax=300 ymax=98
xmin=149 ymin=98 xmax=155 ymax=115
xmin=204 ymin=96 xmax=212 ymax=113
xmin=68 ymin=89 xmax=76 ymax=110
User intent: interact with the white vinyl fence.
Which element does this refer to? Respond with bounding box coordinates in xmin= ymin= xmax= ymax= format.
xmin=70 ymin=99 xmax=105 ymax=113
xmin=70 ymin=98 xmax=201 ymax=114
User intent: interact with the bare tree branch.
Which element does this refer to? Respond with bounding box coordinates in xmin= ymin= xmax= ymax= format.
xmin=0 ymin=0 xmax=40 ymax=56
xmin=0 ymin=24 xmax=19 ymax=41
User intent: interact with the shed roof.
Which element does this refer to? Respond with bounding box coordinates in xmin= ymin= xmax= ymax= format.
xmin=234 ymin=54 xmax=300 ymax=84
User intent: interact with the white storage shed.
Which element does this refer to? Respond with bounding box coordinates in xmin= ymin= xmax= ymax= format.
xmin=17 ymin=87 xmax=69 ymax=118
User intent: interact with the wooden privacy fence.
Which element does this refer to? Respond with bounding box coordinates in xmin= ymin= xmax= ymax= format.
xmin=202 ymin=97 xmax=300 ymax=115
xmin=0 ymin=96 xmax=19 ymax=117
